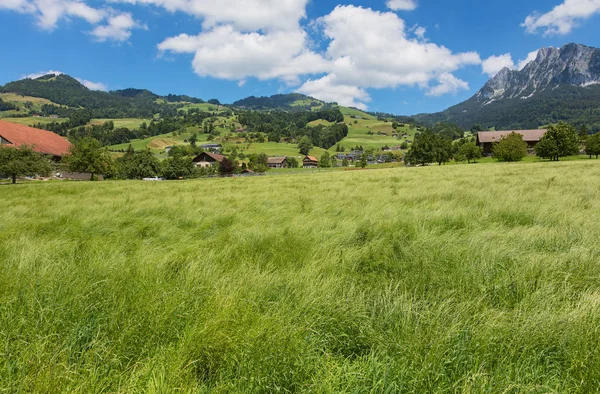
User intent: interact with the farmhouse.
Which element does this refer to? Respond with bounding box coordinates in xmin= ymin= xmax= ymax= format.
xmin=200 ymin=143 xmax=222 ymax=152
xmin=303 ymin=156 xmax=319 ymax=168
xmin=267 ymin=157 xmax=287 ymax=169
xmin=0 ymin=120 xmax=71 ymax=160
xmin=476 ymin=129 xmax=547 ymax=154
xmin=193 ymin=152 xmax=225 ymax=168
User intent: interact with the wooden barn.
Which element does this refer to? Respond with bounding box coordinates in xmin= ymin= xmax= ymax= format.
xmin=267 ymin=157 xmax=287 ymax=169
xmin=303 ymin=155 xmax=319 ymax=168
xmin=476 ymin=129 xmax=547 ymax=155
xmin=0 ymin=120 xmax=71 ymax=160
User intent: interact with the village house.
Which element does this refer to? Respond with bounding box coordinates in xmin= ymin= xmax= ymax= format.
xmin=193 ymin=152 xmax=225 ymax=168
xmin=267 ymin=157 xmax=288 ymax=169
xmin=0 ymin=120 xmax=71 ymax=161
xmin=476 ymin=129 xmax=547 ymax=155
xmin=200 ymin=143 xmax=222 ymax=152
xmin=303 ymin=155 xmax=319 ymax=168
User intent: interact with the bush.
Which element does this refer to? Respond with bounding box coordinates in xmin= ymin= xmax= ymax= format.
xmin=493 ymin=132 xmax=527 ymax=162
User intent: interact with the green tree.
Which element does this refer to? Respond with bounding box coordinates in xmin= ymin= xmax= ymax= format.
xmin=579 ymin=124 xmax=589 ymax=141
xmin=319 ymin=152 xmax=332 ymax=168
xmin=341 ymin=157 xmax=349 ymax=167
xmin=218 ymin=157 xmax=235 ymax=176
xmin=298 ymin=136 xmax=313 ymax=155
xmin=65 ymin=137 xmax=112 ymax=180
xmin=286 ymin=157 xmax=299 ymax=168
xmin=458 ymin=142 xmax=482 ymax=164
xmin=585 ymin=133 xmax=600 ymax=159
xmin=359 ymin=153 xmax=368 ymax=168
xmin=536 ymin=122 xmax=579 ymax=161
xmin=162 ymin=155 xmax=195 ymax=179
xmin=492 ymin=132 xmax=528 ymax=162
xmin=0 ymin=145 xmax=52 ymax=184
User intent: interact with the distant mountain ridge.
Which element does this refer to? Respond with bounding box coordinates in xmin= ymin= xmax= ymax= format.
xmin=416 ymin=43 xmax=600 ymax=131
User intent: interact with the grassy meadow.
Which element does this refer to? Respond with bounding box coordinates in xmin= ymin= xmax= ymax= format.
xmin=2 ymin=160 xmax=600 ymax=391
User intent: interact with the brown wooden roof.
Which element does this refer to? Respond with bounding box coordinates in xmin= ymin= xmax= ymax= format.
xmin=267 ymin=157 xmax=287 ymax=164
xmin=477 ymin=129 xmax=547 ymax=143
xmin=193 ymin=152 xmax=225 ymax=162
xmin=303 ymin=155 xmax=318 ymax=162
xmin=0 ymin=120 xmax=71 ymax=157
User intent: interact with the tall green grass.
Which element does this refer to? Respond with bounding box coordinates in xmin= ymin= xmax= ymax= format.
xmin=2 ymin=161 xmax=600 ymax=392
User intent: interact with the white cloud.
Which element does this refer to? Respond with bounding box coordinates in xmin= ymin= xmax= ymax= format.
xmin=426 ymin=72 xmax=469 ymax=96
xmin=0 ymin=0 xmax=143 ymax=42
xmin=91 ymin=12 xmax=146 ymax=42
xmin=77 ymin=78 xmax=108 ymax=90
xmin=482 ymin=50 xmax=540 ymax=77
xmin=387 ymin=0 xmax=417 ymax=11
xmin=296 ymin=75 xmax=371 ymax=110
xmin=482 ymin=53 xmax=515 ymax=77
xmin=517 ymin=50 xmax=539 ymax=70
xmin=158 ymin=25 xmax=330 ymax=84
xmin=21 ymin=70 xmax=108 ymax=90
xmin=295 ymin=6 xmax=480 ymax=108
xmin=522 ymin=0 xmax=600 ymax=35
xmin=113 ymin=0 xmax=309 ymax=31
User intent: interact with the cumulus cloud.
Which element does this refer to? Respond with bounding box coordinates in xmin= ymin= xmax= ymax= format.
xmin=113 ymin=0 xmax=309 ymax=31
xmin=21 ymin=70 xmax=108 ymax=90
xmin=482 ymin=50 xmax=540 ymax=77
xmin=297 ymin=75 xmax=371 ymax=110
xmin=91 ymin=12 xmax=146 ymax=42
xmin=294 ymin=6 xmax=480 ymax=108
xmin=482 ymin=53 xmax=515 ymax=77
xmin=158 ymin=26 xmax=330 ymax=84
xmin=522 ymin=0 xmax=600 ymax=35
xmin=426 ymin=73 xmax=469 ymax=96
xmin=387 ymin=0 xmax=417 ymax=11
xmin=0 ymin=0 xmax=143 ymax=41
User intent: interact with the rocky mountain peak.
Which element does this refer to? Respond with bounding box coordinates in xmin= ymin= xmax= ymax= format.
xmin=476 ymin=43 xmax=600 ymax=105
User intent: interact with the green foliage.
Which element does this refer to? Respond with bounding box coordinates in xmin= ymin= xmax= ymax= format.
xmin=0 ymin=145 xmax=52 ymax=183
xmin=406 ymin=130 xmax=453 ymax=166
xmin=585 ymin=133 xmax=600 ymax=159
xmin=536 ymin=122 xmax=580 ymax=161
xmin=286 ymin=156 xmax=299 ymax=168
xmin=218 ymin=157 xmax=236 ymax=176
xmin=161 ymin=155 xmax=195 ymax=179
xmin=359 ymin=153 xmax=368 ymax=168
xmin=65 ymin=137 xmax=112 ymax=180
xmin=492 ymin=132 xmax=528 ymax=162
xmin=342 ymin=157 xmax=349 ymax=167
xmin=116 ymin=146 xmax=162 ymax=179
xmin=318 ymin=152 xmax=332 ymax=168
xmin=458 ymin=142 xmax=483 ymax=163
xmin=298 ymin=136 xmax=313 ymax=155
xmin=232 ymin=93 xmax=322 ymax=111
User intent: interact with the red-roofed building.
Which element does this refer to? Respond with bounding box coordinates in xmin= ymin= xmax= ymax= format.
xmin=303 ymin=155 xmax=319 ymax=168
xmin=0 ymin=120 xmax=71 ymax=159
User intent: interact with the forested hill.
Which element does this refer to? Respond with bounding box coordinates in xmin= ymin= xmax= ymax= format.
xmin=232 ymin=93 xmax=327 ymax=111
xmin=0 ymin=74 xmax=202 ymax=119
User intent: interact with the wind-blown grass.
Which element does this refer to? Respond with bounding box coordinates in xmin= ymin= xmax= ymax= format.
xmin=1 ymin=161 xmax=600 ymax=392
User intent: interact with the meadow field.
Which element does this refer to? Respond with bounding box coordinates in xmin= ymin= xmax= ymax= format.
xmin=2 ymin=161 xmax=600 ymax=392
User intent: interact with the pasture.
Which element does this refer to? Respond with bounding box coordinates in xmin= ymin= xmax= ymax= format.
xmin=2 ymin=161 xmax=600 ymax=392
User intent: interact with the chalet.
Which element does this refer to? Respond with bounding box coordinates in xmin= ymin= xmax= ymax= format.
xmin=0 ymin=120 xmax=71 ymax=160
xmin=303 ymin=155 xmax=319 ymax=168
xmin=200 ymin=143 xmax=223 ymax=152
xmin=193 ymin=152 xmax=226 ymax=168
xmin=476 ymin=129 xmax=547 ymax=155
xmin=267 ymin=157 xmax=288 ymax=169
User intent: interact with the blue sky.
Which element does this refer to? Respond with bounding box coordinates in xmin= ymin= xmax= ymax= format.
xmin=0 ymin=0 xmax=599 ymax=115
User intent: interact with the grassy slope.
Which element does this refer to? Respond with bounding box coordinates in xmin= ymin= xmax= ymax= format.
xmin=0 ymin=116 xmax=69 ymax=125
xmin=90 ymin=118 xmax=151 ymax=129
xmin=2 ymin=161 xmax=600 ymax=391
